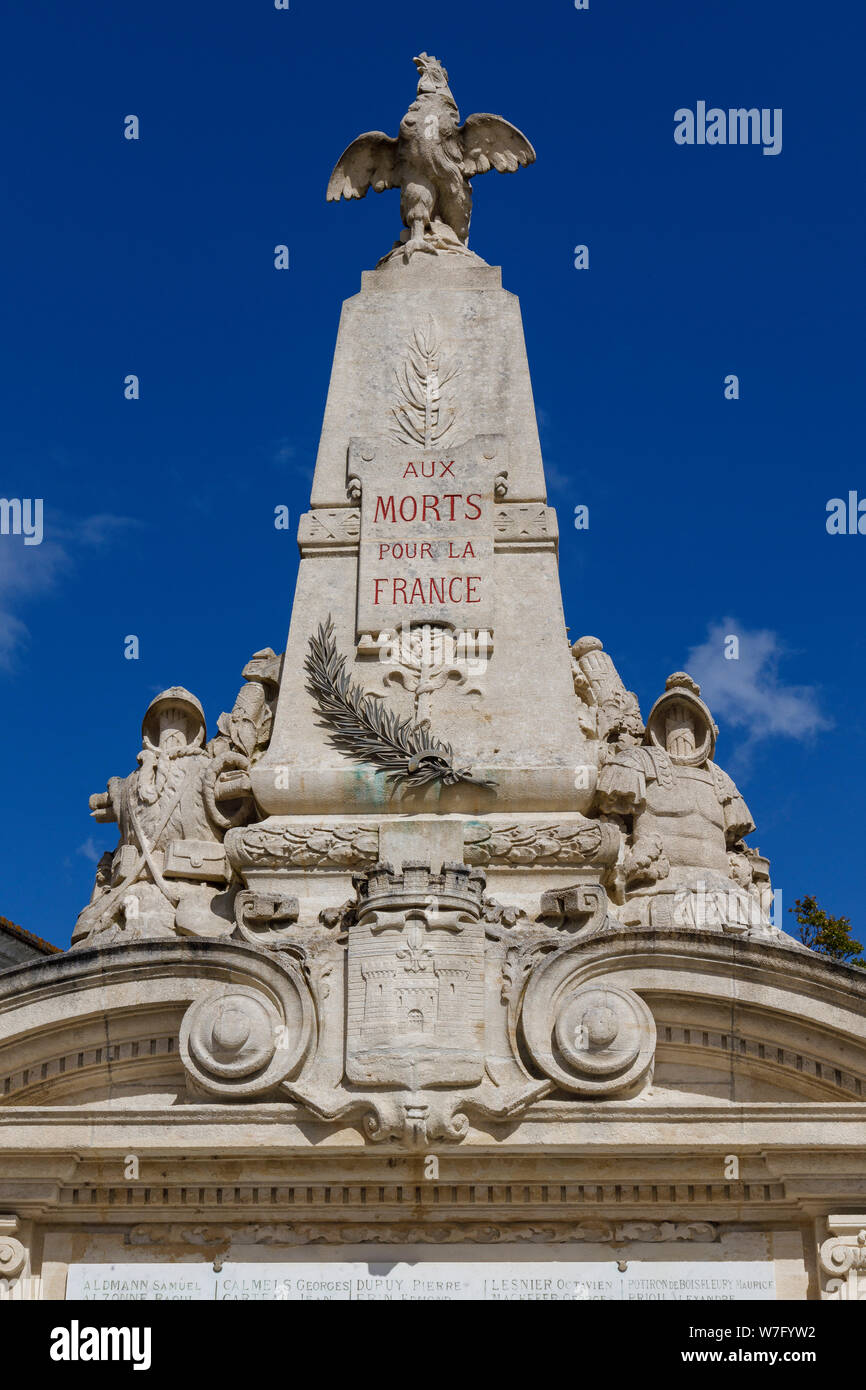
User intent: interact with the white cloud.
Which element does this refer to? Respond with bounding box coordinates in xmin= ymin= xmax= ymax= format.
xmin=0 ymin=511 xmax=137 ymax=670
xmin=0 ymin=608 xmax=30 ymax=665
xmin=685 ymin=619 xmax=831 ymax=757
xmin=76 ymin=837 xmax=102 ymax=864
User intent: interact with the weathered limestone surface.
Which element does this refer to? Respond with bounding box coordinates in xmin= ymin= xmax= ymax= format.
xmin=1 ymin=53 xmax=863 ymax=1302
xmin=309 ymin=262 xmax=545 ymax=505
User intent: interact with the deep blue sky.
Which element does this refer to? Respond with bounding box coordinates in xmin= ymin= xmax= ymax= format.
xmin=2 ymin=0 xmax=864 ymax=947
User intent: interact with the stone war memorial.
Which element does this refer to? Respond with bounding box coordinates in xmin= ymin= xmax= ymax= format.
xmin=1 ymin=53 xmax=865 ymax=1306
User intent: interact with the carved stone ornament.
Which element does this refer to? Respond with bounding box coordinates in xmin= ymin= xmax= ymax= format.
xmin=0 ymin=1218 xmax=26 ymax=1280
xmin=465 ymin=819 xmax=620 ymax=869
xmin=304 ymin=616 xmax=494 ymax=790
xmin=233 ymin=858 xmax=552 ymax=1147
xmin=346 ymin=861 xmax=486 ymax=1090
xmin=820 ymin=1221 xmax=866 ymax=1299
xmin=234 ymin=890 xmax=300 ymax=947
xmin=390 ymin=318 xmax=461 ymax=448
xmin=368 ymin=623 xmax=485 ymax=727
xmin=179 ymin=971 xmax=313 ymax=1099
xmin=522 ymin=962 xmax=656 ymax=1097
xmin=226 ymin=822 xmax=380 ymax=872
xmin=493 ymin=503 xmax=558 ymax=550
xmin=538 ymin=882 xmax=613 ymax=934
xmin=297 ymin=508 xmax=360 ymax=554
xmin=127 ymin=1219 xmax=719 ymax=1248
xmin=327 ymin=53 xmax=535 ymax=264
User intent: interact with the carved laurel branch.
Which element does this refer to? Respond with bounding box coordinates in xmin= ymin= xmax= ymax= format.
xmin=304 ymin=617 xmax=494 ymax=791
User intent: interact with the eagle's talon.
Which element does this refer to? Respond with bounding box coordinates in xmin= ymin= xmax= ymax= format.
xmin=403 ymin=236 xmax=438 ymax=262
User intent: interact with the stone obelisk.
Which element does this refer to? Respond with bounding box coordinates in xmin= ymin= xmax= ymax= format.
xmin=247 ymin=53 xmax=601 ymax=920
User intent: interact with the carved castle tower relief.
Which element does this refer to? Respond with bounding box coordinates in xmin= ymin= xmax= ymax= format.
xmin=347 ymin=863 xmax=485 ymax=1091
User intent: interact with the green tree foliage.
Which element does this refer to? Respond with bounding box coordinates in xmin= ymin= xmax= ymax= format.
xmin=789 ymin=895 xmax=864 ymax=966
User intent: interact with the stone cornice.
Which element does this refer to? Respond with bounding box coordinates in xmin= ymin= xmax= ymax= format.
xmin=1 ymin=1100 xmax=865 ymax=1142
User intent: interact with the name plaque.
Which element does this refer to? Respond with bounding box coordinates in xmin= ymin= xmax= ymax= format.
xmin=66 ymin=1259 xmax=777 ymax=1302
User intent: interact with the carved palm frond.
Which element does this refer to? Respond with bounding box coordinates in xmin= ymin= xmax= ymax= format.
xmin=304 ymin=618 xmax=493 ymax=790
xmin=389 ymin=317 xmax=461 ymax=448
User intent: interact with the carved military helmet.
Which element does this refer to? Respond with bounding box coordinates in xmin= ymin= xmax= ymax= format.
xmin=646 ymin=672 xmax=718 ymax=766
xmin=141 ymin=686 xmax=206 ymax=744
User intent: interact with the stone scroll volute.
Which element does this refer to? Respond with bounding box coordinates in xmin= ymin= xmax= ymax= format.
xmin=179 ymin=963 xmax=314 ymax=1100
xmin=520 ymin=952 xmax=656 ymax=1098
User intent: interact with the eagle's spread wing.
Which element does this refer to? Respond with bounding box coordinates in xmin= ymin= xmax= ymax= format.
xmin=459 ymin=113 xmax=536 ymax=177
xmin=326 ymin=132 xmax=400 ymax=201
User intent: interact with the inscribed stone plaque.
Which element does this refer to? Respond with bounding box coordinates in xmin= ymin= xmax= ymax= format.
xmin=66 ymin=1260 xmax=776 ymax=1301
xmin=352 ymin=434 xmax=500 ymax=638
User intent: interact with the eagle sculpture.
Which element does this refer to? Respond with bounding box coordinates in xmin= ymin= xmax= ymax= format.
xmin=327 ymin=54 xmax=535 ymax=262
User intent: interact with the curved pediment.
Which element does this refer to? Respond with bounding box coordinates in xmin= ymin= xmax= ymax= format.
xmin=0 ymin=926 xmax=863 ymax=1118
xmin=0 ymin=939 xmax=313 ymax=1110
xmin=518 ymin=926 xmax=866 ymax=1106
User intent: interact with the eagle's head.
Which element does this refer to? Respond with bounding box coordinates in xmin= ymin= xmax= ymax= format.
xmin=413 ymin=53 xmax=450 ymax=96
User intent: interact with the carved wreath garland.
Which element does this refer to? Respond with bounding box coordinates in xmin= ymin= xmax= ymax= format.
xmin=305 ymin=618 xmax=493 ymax=790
